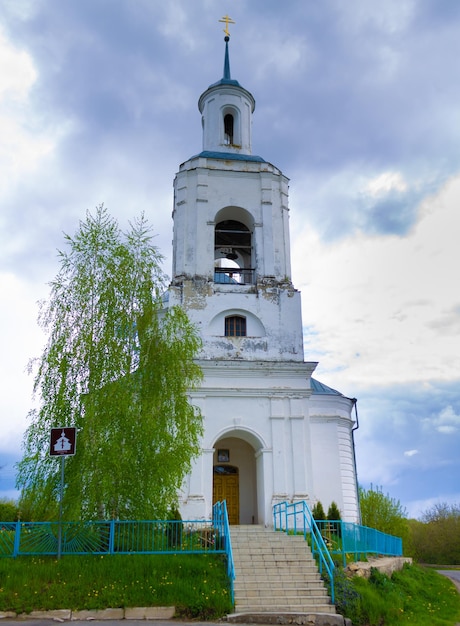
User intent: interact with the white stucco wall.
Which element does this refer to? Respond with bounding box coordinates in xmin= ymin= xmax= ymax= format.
xmin=309 ymin=394 xmax=360 ymax=522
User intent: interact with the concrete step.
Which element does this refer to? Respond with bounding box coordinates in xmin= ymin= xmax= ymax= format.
xmin=237 ymin=570 xmax=318 ymax=577
xmin=234 ymin=584 xmax=325 ymax=593
xmin=234 ymin=583 xmax=328 ymax=594
xmin=235 ymin=601 xmax=335 ymax=614
xmin=233 ymin=547 xmax=316 ymax=556
xmin=227 ymin=612 xmax=347 ymax=625
xmin=234 ymin=594 xmax=330 ymax=603
xmin=233 ymin=553 xmax=315 ymax=559
xmin=236 ymin=572 xmax=322 ymax=579
xmin=234 ymin=576 xmax=323 ymax=586
xmin=233 ymin=553 xmax=316 ymax=569
xmin=235 ymin=565 xmax=319 ymax=574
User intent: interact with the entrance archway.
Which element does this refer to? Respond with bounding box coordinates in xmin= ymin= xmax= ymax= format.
xmin=212 ymin=436 xmax=259 ymax=524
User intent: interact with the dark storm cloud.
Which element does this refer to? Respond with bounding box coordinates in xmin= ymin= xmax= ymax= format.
xmin=0 ymin=1 xmax=196 ymax=277
xmin=3 ymin=0 xmax=460 ymax=244
xmin=2 ymin=2 xmax=197 ymax=151
xmin=2 ymin=0 xmax=458 ymax=270
xmin=237 ymin=1 xmax=460 ymax=238
xmin=355 ymin=189 xmax=421 ymax=235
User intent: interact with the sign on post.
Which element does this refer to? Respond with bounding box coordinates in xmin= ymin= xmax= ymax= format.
xmin=49 ymin=427 xmax=77 ymax=558
xmin=50 ymin=427 xmax=77 ymax=456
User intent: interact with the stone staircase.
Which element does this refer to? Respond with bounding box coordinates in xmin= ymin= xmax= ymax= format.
xmin=228 ymin=525 xmax=339 ymax=623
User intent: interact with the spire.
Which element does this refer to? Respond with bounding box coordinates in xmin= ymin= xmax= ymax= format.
xmin=223 ymin=36 xmax=231 ymax=80
xmin=208 ymin=31 xmax=240 ymax=89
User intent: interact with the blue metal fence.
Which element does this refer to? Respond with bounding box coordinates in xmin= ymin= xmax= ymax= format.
xmin=315 ymin=519 xmax=403 ymax=567
xmin=0 ymin=519 xmax=214 ymax=557
xmin=273 ymin=500 xmax=336 ymax=604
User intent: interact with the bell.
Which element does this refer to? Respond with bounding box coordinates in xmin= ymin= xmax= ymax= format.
xmin=226 ymin=251 xmax=238 ymax=260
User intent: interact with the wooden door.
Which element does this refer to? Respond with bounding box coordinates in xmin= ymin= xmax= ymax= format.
xmin=213 ymin=468 xmax=239 ymax=525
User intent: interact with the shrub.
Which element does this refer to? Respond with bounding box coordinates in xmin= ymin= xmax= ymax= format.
xmin=327 ymin=501 xmax=341 ymax=520
xmin=166 ymin=508 xmax=183 ymax=549
xmin=312 ymin=501 xmax=326 ymax=520
xmin=359 ymin=484 xmax=410 ymax=550
xmin=0 ymin=498 xmax=19 ymax=521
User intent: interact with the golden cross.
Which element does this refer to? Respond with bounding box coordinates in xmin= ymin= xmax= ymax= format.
xmin=219 ymin=15 xmax=235 ymax=37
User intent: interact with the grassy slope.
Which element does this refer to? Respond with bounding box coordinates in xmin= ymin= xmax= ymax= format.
xmin=0 ymin=556 xmax=459 ymax=624
xmin=0 ymin=554 xmax=233 ymax=620
xmin=335 ymin=563 xmax=460 ymax=626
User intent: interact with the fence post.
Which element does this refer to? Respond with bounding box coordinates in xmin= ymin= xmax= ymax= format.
xmin=109 ymin=520 xmax=115 ymax=555
xmin=13 ymin=520 xmax=21 ymax=557
xmin=341 ymin=521 xmax=346 ymax=568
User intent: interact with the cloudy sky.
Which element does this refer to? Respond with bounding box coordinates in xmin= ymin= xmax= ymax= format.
xmin=1 ymin=0 xmax=459 ymax=520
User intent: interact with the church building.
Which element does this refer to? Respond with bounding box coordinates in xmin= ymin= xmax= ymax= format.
xmin=166 ymin=29 xmax=360 ymax=526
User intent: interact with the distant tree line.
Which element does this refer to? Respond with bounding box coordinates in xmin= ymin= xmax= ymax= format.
xmin=408 ymin=502 xmax=460 ymax=565
xmin=0 ymin=498 xmax=19 ymax=521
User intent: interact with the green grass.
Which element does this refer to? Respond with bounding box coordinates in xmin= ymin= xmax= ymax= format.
xmin=0 ymin=554 xmax=233 ymax=620
xmin=1 ymin=556 xmax=460 ymax=624
xmin=334 ymin=563 xmax=460 ymax=625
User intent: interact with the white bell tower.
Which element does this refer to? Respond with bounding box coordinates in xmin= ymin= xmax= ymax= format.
xmin=167 ymin=30 xmax=360 ymax=525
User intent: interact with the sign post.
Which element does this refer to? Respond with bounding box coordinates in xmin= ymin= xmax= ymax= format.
xmin=49 ymin=427 xmax=76 ymax=558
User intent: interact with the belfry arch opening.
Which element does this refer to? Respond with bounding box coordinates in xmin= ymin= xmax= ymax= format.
xmin=224 ymin=114 xmax=234 ymax=145
xmin=214 ymin=219 xmax=254 ymax=284
xmin=222 ymin=106 xmax=240 ymax=147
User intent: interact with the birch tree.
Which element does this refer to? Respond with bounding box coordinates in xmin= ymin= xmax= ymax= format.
xmin=359 ymin=484 xmax=409 ymax=547
xmin=17 ymin=205 xmax=203 ymax=520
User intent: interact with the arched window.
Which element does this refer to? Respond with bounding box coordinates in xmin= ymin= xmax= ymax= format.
xmin=225 ymin=315 xmax=246 ymax=337
xmin=224 ymin=113 xmax=234 ymax=145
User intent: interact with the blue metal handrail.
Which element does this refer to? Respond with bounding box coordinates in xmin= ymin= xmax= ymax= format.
xmin=213 ymin=500 xmax=235 ymax=604
xmin=273 ymin=500 xmax=336 ymax=604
